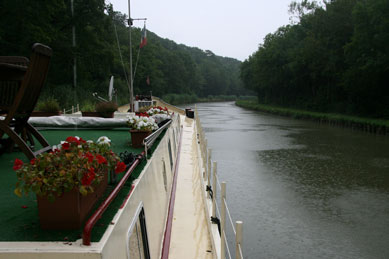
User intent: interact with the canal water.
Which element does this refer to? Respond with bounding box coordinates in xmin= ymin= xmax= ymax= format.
xmin=193 ymin=102 xmax=389 ymax=259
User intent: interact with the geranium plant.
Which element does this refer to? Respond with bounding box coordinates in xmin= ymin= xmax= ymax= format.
xmin=13 ymin=136 xmax=126 ymax=202
xmin=146 ymin=106 xmax=169 ymax=116
xmin=127 ymin=115 xmax=158 ymax=131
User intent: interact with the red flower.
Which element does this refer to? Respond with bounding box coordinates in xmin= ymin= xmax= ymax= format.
xmin=30 ymin=158 xmax=36 ymax=165
xmin=81 ymin=167 xmax=96 ymax=186
xmin=85 ymin=152 xmax=94 ymax=163
xmin=115 ymin=161 xmax=126 ymax=174
xmin=62 ymin=142 xmax=70 ymax=150
xmin=96 ymin=154 xmax=107 ymax=164
xmin=65 ymin=136 xmax=80 ymax=145
xmin=13 ymin=159 xmax=24 ymax=171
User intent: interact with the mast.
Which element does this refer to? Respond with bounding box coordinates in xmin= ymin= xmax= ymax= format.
xmin=71 ymin=0 xmax=77 ymax=89
xmin=128 ymin=0 xmax=134 ymax=112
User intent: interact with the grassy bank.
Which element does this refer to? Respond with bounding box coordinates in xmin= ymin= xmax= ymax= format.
xmin=161 ymin=93 xmax=256 ymax=105
xmin=236 ymin=100 xmax=389 ymax=135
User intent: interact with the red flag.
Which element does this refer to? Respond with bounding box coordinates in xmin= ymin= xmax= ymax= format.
xmin=140 ymin=24 xmax=147 ymax=48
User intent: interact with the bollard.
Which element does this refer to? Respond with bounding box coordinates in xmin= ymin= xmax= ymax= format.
xmin=212 ymin=161 xmax=217 ymax=218
xmin=221 ymin=182 xmax=226 ymax=259
xmin=235 ymin=221 xmax=243 ymax=259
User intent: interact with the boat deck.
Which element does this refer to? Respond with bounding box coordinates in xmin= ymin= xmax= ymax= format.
xmin=168 ymin=116 xmax=213 ymax=259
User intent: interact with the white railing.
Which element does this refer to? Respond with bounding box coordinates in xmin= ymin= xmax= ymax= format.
xmin=63 ymin=104 xmax=80 ymax=114
xmin=195 ymin=106 xmax=244 ymax=259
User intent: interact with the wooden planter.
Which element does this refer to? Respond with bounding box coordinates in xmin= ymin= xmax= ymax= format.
xmin=36 ymin=173 xmax=108 ymax=230
xmin=130 ymin=130 xmax=151 ymax=148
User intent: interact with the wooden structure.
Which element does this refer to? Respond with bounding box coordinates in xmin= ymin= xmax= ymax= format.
xmin=0 ymin=43 xmax=52 ymax=160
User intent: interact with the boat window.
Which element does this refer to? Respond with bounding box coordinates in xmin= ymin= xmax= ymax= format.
xmin=172 ymin=128 xmax=177 ymax=154
xmin=168 ymin=139 xmax=173 ymax=171
xmin=162 ymin=159 xmax=167 ymax=192
xmin=127 ymin=205 xmax=150 ymax=259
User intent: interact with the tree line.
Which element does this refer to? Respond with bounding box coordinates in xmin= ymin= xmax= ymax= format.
xmin=0 ymin=0 xmax=247 ymax=108
xmin=240 ymin=0 xmax=389 ymax=119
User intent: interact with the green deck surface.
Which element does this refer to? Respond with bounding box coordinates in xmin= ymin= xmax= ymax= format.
xmin=0 ymin=128 xmax=165 ymax=242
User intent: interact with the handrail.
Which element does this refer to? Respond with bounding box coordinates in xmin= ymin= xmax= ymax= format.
xmin=143 ymin=119 xmax=172 ymax=157
xmin=82 ymin=152 xmax=145 ymax=246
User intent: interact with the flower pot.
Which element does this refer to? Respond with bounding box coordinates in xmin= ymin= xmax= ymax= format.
xmin=36 ymin=173 xmax=108 ymax=230
xmin=130 ymin=130 xmax=151 ymax=148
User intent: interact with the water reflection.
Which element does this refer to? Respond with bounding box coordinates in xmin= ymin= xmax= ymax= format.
xmin=194 ymin=102 xmax=389 ymax=259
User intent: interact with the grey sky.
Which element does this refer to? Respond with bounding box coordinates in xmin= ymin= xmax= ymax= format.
xmin=109 ymin=0 xmax=293 ymax=61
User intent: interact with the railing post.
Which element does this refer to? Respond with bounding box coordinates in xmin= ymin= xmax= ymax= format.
xmin=63 ymin=109 xmax=66 ymax=114
xmin=212 ymin=161 xmax=217 ymax=218
xmin=236 ymin=221 xmax=243 ymax=259
xmin=72 ymin=105 xmax=74 ymax=114
xmin=221 ymin=182 xmax=226 ymax=259
xmin=203 ymin=139 xmax=208 ymax=178
xmin=207 ymin=148 xmax=211 ymax=185
xmin=77 ymin=104 xmax=80 ymax=112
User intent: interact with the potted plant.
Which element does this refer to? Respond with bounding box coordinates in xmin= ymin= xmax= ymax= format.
xmin=147 ymin=106 xmax=172 ymax=126
xmin=13 ymin=136 xmax=126 ymax=229
xmin=127 ymin=115 xmax=158 ymax=148
xmin=95 ymin=101 xmax=118 ymax=118
xmin=80 ymin=101 xmax=98 ymax=117
xmin=33 ymin=97 xmax=61 ymax=116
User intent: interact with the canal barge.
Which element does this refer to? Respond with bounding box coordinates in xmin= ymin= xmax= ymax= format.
xmin=0 ymin=98 xmax=225 ymax=259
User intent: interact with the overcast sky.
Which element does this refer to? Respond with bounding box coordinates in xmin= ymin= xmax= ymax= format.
xmin=108 ymin=0 xmax=293 ymax=61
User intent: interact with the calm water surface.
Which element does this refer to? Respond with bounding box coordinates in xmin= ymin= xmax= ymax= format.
xmin=193 ymin=102 xmax=389 ymax=259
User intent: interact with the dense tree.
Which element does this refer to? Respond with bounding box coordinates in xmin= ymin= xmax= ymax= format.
xmin=0 ymin=0 xmax=246 ymax=108
xmin=240 ymin=0 xmax=389 ymax=118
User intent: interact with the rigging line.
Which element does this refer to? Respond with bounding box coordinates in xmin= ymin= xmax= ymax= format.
xmin=224 ymin=199 xmax=236 ymax=235
xmin=133 ymin=21 xmax=146 ymax=85
xmin=223 ymin=231 xmax=233 ymax=259
xmin=113 ymin=21 xmax=130 ymax=88
xmin=132 ymin=42 xmax=141 ymax=85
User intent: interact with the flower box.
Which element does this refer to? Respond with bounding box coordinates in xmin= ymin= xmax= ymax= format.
xmin=37 ymin=173 xmax=108 ymax=229
xmin=130 ymin=130 xmax=151 ymax=148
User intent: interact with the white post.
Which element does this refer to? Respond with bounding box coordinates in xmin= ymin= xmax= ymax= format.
xmin=207 ymin=148 xmax=212 ymax=185
xmin=63 ymin=109 xmax=66 ymax=114
xmin=203 ymin=139 xmax=208 ymax=177
xmin=236 ymin=221 xmax=243 ymax=259
xmin=72 ymin=105 xmax=74 ymax=114
xmin=77 ymin=104 xmax=79 ymax=112
xmin=212 ymin=161 xmax=217 ymax=218
xmin=221 ymin=182 xmax=226 ymax=259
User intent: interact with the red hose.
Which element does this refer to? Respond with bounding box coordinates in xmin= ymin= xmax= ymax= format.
xmin=82 ymin=152 xmax=145 ymax=246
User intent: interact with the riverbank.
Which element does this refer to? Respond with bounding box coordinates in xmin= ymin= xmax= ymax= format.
xmin=236 ymin=100 xmax=389 ymax=135
xmin=161 ymin=93 xmax=255 ymax=105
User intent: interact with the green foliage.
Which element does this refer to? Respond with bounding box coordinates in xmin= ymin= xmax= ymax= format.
xmin=0 ymin=0 xmax=246 ymax=109
xmin=81 ymin=101 xmax=95 ymax=112
xmin=240 ymin=0 xmax=389 ymax=119
xmin=36 ymin=97 xmax=61 ymax=112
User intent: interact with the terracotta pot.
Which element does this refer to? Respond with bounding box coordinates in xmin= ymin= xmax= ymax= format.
xmin=130 ymin=130 xmax=151 ymax=148
xmin=36 ymin=173 xmax=108 ymax=229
